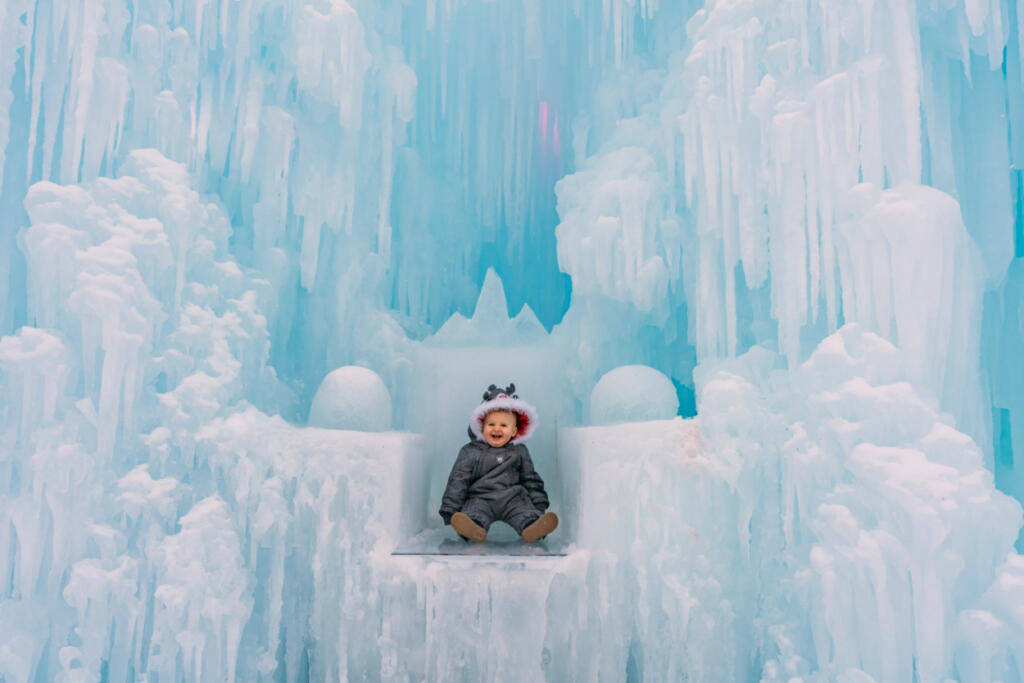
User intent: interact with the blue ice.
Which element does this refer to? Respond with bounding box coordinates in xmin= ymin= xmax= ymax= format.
xmin=0 ymin=0 xmax=1023 ymax=681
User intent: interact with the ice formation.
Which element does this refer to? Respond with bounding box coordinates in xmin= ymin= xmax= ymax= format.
xmin=308 ymin=366 xmax=392 ymax=431
xmin=589 ymin=364 xmax=679 ymax=425
xmin=0 ymin=0 xmax=1023 ymax=681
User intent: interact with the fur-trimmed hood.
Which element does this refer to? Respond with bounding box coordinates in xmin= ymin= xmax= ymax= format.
xmin=469 ymin=383 xmax=538 ymax=444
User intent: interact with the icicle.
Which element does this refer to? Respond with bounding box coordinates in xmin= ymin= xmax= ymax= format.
xmin=1019 ymin=0 xmax=1024 ymax=83
xmin=965 ymin=0 xmax=989 ymax=37
xmin=0 ymin=328 xmax=70 ymax=444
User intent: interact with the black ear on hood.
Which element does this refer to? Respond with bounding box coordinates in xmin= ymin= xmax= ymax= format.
xmin=482 ymin=383 xmax=518 ymax=402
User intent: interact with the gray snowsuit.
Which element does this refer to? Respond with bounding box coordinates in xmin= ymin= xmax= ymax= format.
xmin=439 ymin=432 xmax=549 ymax=535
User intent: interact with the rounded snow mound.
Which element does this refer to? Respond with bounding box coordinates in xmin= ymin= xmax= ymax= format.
xmin=590 ymin=365 xmax=679 ymax=425
xmin=308 ymin=366 xmax=392 ymax=431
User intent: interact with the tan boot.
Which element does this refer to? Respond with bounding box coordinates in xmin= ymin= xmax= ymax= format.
xmin=451 ymin=512 xmax=487 ymax=543
xmin=521 ymin=512 xmax=558 ymax=543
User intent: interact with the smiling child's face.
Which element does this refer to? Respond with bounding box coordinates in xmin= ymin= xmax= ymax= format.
xmin=482 ymin=410 xmax=518 ymax=447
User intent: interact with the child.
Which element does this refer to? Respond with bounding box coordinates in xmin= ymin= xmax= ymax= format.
xmin=439 ymin=383 xmax=558 ymax=543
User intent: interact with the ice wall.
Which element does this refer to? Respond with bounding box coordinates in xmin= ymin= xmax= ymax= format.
xmin=552 ymin=0 xmax=1023 ymax=468
xmin=557 ymin=417 xmax=744 ymax=680
xmin=1 ymin=0 xmax=1024 ymax=680
xmin=0 ymin=145 xmax=438 ymax=681
xmin=26 ymin=325 xmax=1002 ymax=682
xmin=394 ymin=0 xmax=699 ymax=330
xmin=0 ymin=0 xmax=701 ymax=405
xmin=987 ymin=259 xmax=1024 ymax=511
xmin=0 ymin=150 xmax=274 ymax=680
xmin=696 ymin=326 xmax=1023 ymax=681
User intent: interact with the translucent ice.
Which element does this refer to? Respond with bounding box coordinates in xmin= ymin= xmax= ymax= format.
xmin=555 ymin=147 xmax=677 ymax=317
xmin=0 ymin=327 xmax=70 ymax=444
xmin=696 ymin=325 xmax=1023 ymax=681
xmin=834 ymin=184 xmax=986 ymax=444
xmin=427 ymin=268 xmax=547 ymax=347
xmin=150 ymin=497 xmax=252 ymax=683
xmin=0 ymin=0 xmax=1022 ymax=680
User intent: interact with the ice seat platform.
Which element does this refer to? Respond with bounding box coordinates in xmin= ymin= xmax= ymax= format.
xmin=392 ymin=524 xmax=570 ymax=556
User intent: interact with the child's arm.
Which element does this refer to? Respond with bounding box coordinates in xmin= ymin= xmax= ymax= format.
xmin=518 ymin=447 xmax=549 ymax=511
xmin=439 ymin=446 xmax=475 ymax=524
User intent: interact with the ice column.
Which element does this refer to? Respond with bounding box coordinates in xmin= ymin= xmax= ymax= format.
xmin=835 ymin=184 xmax=987 ymax=448
xmin=0 ymin=328 xmax=70 ymax=445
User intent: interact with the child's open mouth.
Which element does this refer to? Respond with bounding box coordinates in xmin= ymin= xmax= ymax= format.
xmin=486 ymin=432 xmax=509 ymax=445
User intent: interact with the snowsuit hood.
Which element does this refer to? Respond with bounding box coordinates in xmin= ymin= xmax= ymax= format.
xmin=469 ymin=383 xmax=538 ymax=444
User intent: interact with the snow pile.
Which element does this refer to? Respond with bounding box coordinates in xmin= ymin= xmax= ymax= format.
xmin=958 ymin=554 xmax=1024 ymax=682
xmin=4 ymin=401 xmax=428 ymax=682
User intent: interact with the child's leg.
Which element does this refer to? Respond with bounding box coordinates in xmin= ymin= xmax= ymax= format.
xmin=500 ymin=490 xmax=558 ymax=542
xmin=453 ymin=497 xmax=495 ymax=542
xmin=460 ymin=497 xmax=495 ymax=530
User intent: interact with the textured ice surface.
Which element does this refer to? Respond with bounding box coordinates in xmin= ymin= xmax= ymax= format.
xmin=308 ymin=366 xmax=392 ymax=431
xmin=589 ymin=364 xmax=679 ymax=425
xmin=1 ymin=0 xmax=1023 ymax=680
xmin=556 ymin=146 xmax=677 ymax=316
xmin=694 ymin=326 xmax=1023 ymax=682
xmin=987 ymin=259 xmax=1024 ymax=510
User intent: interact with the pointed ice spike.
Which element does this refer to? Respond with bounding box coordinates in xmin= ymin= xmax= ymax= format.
xmin=430 ymin=312 xmax=471 ymax=342
xmin=512 ymin=303 xmax=546 ymax=339
xmin=472 ymin=268 xmax=510 ymax=323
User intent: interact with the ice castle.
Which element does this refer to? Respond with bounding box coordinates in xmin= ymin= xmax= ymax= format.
xmin=1 ymin=0 xmax=1023 ymax=680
